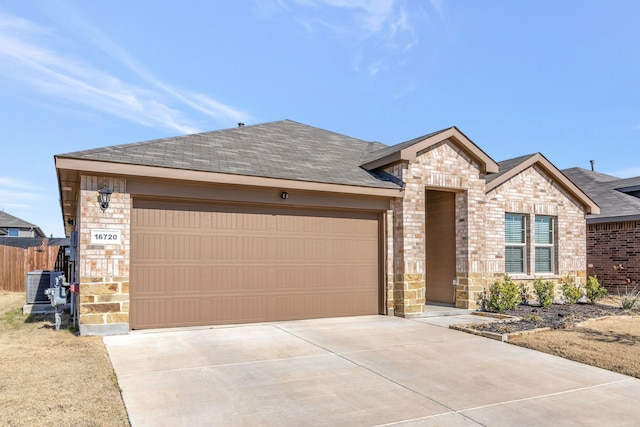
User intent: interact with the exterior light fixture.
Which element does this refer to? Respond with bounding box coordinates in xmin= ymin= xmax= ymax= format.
xmin=98 ymin=184 xmax=112 ymax=212
xmin=281 ymin=192 xmax=289 ymax=199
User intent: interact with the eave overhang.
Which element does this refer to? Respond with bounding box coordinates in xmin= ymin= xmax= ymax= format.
xmin=55 ymin=157 xmax=403 ymax=236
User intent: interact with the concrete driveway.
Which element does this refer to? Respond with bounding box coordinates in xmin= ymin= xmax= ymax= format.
xmin=105 ymin=315 xmax=640 ymax=426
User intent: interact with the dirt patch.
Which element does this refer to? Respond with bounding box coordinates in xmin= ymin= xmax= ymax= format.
xmin=0 ymin=292 xmax=129 ymax=427
xmin=466 ymin=297 xmax=640 ymax=379
xmin=510 ymin=316 xmax=640 ymax=378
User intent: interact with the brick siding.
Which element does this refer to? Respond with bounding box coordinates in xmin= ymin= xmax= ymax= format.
xmin=587 ymin=221 xmax=640 ymax=291
xmin=74 ymin=148 xmax=591 ymax=332
xmin=386 ymin=147 xmax=589 ymax=315
xmin=485 ymin=166 xmax=588 ymax=284
xmin=385 ymin=140 xmax=488 ymax=313
xmin=77 ymin=175 xmax=131 ymax=335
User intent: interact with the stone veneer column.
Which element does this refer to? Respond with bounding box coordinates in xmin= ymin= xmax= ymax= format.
xmin=77 ymin=175 xmax=130 ymax=336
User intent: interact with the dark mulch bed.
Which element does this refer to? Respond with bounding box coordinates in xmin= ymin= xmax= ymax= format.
xmin=472 ymin=303 xmax=633 ymax=334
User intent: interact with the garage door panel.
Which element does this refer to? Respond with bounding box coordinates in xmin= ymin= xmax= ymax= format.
xmin=276 ymin=266 xmax=305 ymax=288
xmin=171 ymin=235 xmax=200 ymax=259
xmin=169 ymin=267 xmax=201 ymax=292
xmin=131 ymin=203 xmax=380 ymax=329
xmin=132 ymin=234 xmax=166 ymax=260
xmin=276 ymin=238 xmax=303 ymax=260
xmin=131 ymin=299 xmax=165 ymax=328
xmin=241 ymin=237 xmax=269 ymax=259
xmin=169 ymin=298 xmax=201 ymax=324
xmin=132 ymin=267 xmax=167 ymax=294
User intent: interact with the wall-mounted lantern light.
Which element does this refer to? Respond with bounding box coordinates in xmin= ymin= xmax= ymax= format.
xmin=281 ymin=192 xmax=289 ymax=199
xmin=98 ymin=184 xmax=112 ymax=212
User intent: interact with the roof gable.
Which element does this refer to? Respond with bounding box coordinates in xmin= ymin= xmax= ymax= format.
xmin=360 ymin=126 xmax=499 ymax=174
xmin=487 ymin=153 xmax=599 ymax=214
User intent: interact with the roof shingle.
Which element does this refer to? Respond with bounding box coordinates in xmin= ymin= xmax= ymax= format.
xmin=563 ymin=167 xmax=640 ymax=221
xmin=57 ymin=120 xmax=401 ymax=190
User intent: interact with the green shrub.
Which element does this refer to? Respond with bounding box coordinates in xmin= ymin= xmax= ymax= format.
xmin=533 ymin=279 xmax=555 ymax=308
xmin=561 ymin=278 xmax=582 ymax=304
xmin=620 ymin=285 xmax=640 ymax=310
xmin=585 ymin=275 xmax=607 ymax=303
xmin=522 ymin=314 xmax=543 ymax=324
xmin=519 ymin=283 xmax=530 ymax=305
xmin=486 ymin=275 xmax=520 ymax=312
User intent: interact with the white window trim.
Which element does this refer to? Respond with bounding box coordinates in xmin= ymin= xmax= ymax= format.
xmin=505 ymin=213 xmax=528 ymax=275
xmin=534 ymin=216 xmax=556 ymax=274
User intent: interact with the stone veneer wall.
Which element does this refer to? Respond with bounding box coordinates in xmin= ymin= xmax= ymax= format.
xmin=587 ymin=220 xmax=640 ymax=290
xmin=385 ymin=140 xmax=488 ymax=314
xmin=484 ymin=166 xmax=588 ymax=295
xmin=77 ymin=175 xmax=131 ymax=335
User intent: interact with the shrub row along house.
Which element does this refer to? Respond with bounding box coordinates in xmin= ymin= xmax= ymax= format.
xmin=55 ymin=120 xmax=598 ymax=335
xmin=563 ymin=167 xmax=640 ymax=290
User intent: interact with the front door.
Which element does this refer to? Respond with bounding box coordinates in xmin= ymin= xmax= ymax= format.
xmin=425 ymin=190 xmax=456 ymax=305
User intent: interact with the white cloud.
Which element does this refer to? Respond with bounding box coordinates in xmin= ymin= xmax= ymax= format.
xmin=299 ymin=0 xmax=407 ymax=38
xmin=279 ymin=0 xmax=423 ymax=77
xmin=0 ymin=177 xmax=39 ymax=190
xmin=0 ymin=176 xmax=43 ymax=208
xmin=427 ymin=0 xmax=445 ymax=22
xmin=0 ymin=12 xmax=250 ymax=134
xmin=368 ymin=58 xmax=388 ymax=76
xmin=60 ymin=9 xmax=250 ymax=126
xmin=0 ymin=190 xmax=39 ymax=200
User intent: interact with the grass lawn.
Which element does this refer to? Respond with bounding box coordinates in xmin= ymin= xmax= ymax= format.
xmin=510 ymin=314 xmax=640 ymax=378
xmin=0 ymin=292 xmax=129 ymax=427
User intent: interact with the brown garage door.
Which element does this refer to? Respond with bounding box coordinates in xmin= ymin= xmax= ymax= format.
xmin=130 ymin=200 xmax=380 ymax=329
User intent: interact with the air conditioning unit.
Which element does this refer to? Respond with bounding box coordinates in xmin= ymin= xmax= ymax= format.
xmin=26 ymin=271 xmax=64 ymax=304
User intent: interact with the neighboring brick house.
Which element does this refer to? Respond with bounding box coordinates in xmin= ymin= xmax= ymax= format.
xmin=563 ymin=168 xmax=640 ymax=290
xmin=0 ymin=211 xmax=46 ymax=238
xmin=55 ymin=120 xmax=598 ymax=335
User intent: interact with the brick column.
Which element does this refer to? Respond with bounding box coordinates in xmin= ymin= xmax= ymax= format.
xmin=392 ymin=190 xmax=426 ymax=316
xmin=77 ymin=175 xmax=130 ymax=335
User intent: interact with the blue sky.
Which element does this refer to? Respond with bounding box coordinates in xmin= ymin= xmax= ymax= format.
xmin=1 ymin=0 xmax=639 ymax=237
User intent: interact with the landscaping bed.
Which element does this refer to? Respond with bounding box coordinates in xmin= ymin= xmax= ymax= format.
xmin=472 ymin=302 xmax=630 ymax=334
xmin=451 ymin=296 xmax=640 ymax=379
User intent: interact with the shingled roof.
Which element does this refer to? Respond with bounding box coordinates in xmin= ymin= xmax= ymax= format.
xmin=361 ymin=128 xmax=449 ymax=165
xmin=563 ymin=168 xmax=640 ymax=222
xmin=56 ymin=120 xmax=399 ymax=190
xmin=0 ymin=211 xmax=45 ymax=237
xmin=485 ymin=153 xmax=538 ymax=185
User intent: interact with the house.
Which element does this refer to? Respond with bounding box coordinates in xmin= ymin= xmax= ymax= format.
xmin=0 ymin=211 xmax=46 ymax=238
xmin=55 ymin=120 xmax=598 ymax=335
xmin=562 ymin=167 xmax=640 ymax=290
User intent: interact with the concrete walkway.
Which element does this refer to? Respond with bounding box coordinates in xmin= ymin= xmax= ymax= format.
xmin=104 ymin=315 xmax=640 ymax=426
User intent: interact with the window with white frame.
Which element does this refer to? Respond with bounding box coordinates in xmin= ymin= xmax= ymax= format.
xmin=534 ymin=216 xmax=555 ymax=273
xmin=505 ymin=214 xmax=527 ymax=274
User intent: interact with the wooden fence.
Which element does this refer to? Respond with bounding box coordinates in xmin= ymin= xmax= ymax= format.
xmin=0 ymin=244 xmax=61 ymax=292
